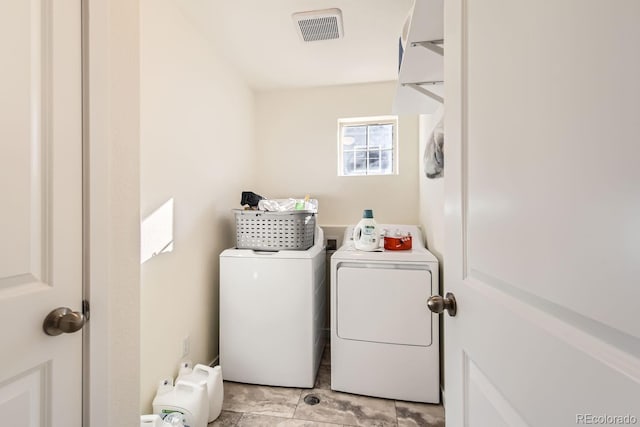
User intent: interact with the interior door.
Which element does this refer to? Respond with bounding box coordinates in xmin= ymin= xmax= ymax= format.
xmin=443 ymin=0 xmax=640 ymax=425
xmin=0 ymin=0 xmax=83 ymax=426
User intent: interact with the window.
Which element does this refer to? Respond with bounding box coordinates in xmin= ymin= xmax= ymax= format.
xmin=338 ymin=116 xmax=398 ymax=176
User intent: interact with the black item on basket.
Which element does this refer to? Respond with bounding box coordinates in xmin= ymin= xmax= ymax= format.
xmin=240 ymin=191 xmax=264 ymax=208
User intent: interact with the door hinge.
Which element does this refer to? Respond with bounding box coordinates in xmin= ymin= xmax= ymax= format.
xmin=82 ymin=299 xmax=90 ymax=321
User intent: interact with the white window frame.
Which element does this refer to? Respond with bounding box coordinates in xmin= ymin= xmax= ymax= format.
xmin=337 ymin=115 xmax=399 ymax=177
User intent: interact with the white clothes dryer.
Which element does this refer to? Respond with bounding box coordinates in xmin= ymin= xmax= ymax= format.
xmin=330 ymin=225 xmax=439 ymax=403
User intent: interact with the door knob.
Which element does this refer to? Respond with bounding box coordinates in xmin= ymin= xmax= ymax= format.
xmin=43 ymin=307 xmax=86 ymax=336
xmin=427 ymin=292 xmax=457 ymax=317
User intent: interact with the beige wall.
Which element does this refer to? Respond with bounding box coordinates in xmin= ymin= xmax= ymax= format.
xmin=87 ymin=0 xmax=140 ymax=425
xmin=255 ymin=82 xmax=420 ymax=227
xmin=418 ymin=110 xmax=445 ymax=266
xmin=140 ymin=0 xmax=255 ymax=412
xmin=417 ymin=109 xmax=445 ymax=390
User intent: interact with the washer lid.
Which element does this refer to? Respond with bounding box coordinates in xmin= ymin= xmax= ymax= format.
xmin=220 ymin=244 xmax=323 ymax=259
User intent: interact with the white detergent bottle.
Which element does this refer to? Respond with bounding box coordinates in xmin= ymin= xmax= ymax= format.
xmin=177 ymin=364 xmax=224 ymax=423
xmin=152 ymin=380 xmax=208 ymax=427
xmin=353 ymin=209 xmax=380 ymax=251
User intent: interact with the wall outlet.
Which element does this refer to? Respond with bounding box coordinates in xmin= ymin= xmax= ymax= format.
xmin=326 ymin=236 xmax=338 ymax=251
xmin=181 ymin=335 xmax=191 ymax=357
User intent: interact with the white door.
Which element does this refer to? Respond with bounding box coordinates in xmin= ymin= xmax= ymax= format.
xmin=0 ymin=0 xmax=83 ymax=426
xmin=443 ymin=0 xmax=640 ymax=425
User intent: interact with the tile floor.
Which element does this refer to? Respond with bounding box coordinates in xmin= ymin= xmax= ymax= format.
xmin=210 ymin=345 xmax=444 ymax=427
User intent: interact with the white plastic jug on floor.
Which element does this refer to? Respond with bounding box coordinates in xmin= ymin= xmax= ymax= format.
xmin=177 ymin=364 xmax=224 ymax=422
xmin=140 ymin=414 xmax=163 ymax=427
xmin=140 ymin=413 xmax=184 ymax=427
xmin=152 ymin=379 xmax=208 ymax=427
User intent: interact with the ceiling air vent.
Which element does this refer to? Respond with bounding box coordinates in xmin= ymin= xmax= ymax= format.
xmin=293 ymin=8 xmax=343 ymax=42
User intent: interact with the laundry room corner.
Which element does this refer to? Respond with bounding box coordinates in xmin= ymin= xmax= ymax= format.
xmin=418 ymin=110 xmax=446 ymax=392
xmin=418 ymin=110 xmax=445 ymax=272
xmin=139 ymin=0 xmax=257 ymax=412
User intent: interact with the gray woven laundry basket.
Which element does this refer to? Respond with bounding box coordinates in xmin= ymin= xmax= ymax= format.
xmin=233 ymin=210 xmax=316 ymax=251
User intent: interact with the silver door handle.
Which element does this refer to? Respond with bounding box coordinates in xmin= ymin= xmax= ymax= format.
xmin=43 ymin=307 xmax=86 ymax=336
xmin=427 ymin=292 xmax=457 ymax=317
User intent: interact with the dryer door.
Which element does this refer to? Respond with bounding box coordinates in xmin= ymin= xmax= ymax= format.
xmin=336 ymin=263 xmax=433 ymax=346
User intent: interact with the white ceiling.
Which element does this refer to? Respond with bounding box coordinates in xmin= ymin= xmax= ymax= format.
xmin=177 ymin=0 xmax=414 ymax=90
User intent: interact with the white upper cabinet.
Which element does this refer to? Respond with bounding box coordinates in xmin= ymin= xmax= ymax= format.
xmin=393 ymin=0 xmax=444 ymax=114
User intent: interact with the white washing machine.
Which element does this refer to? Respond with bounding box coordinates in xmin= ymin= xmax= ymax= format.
xmin=219 ymin=227 xmax=326 ymax=388
xmin=331 ymin=225 xmax=439 ymax=403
